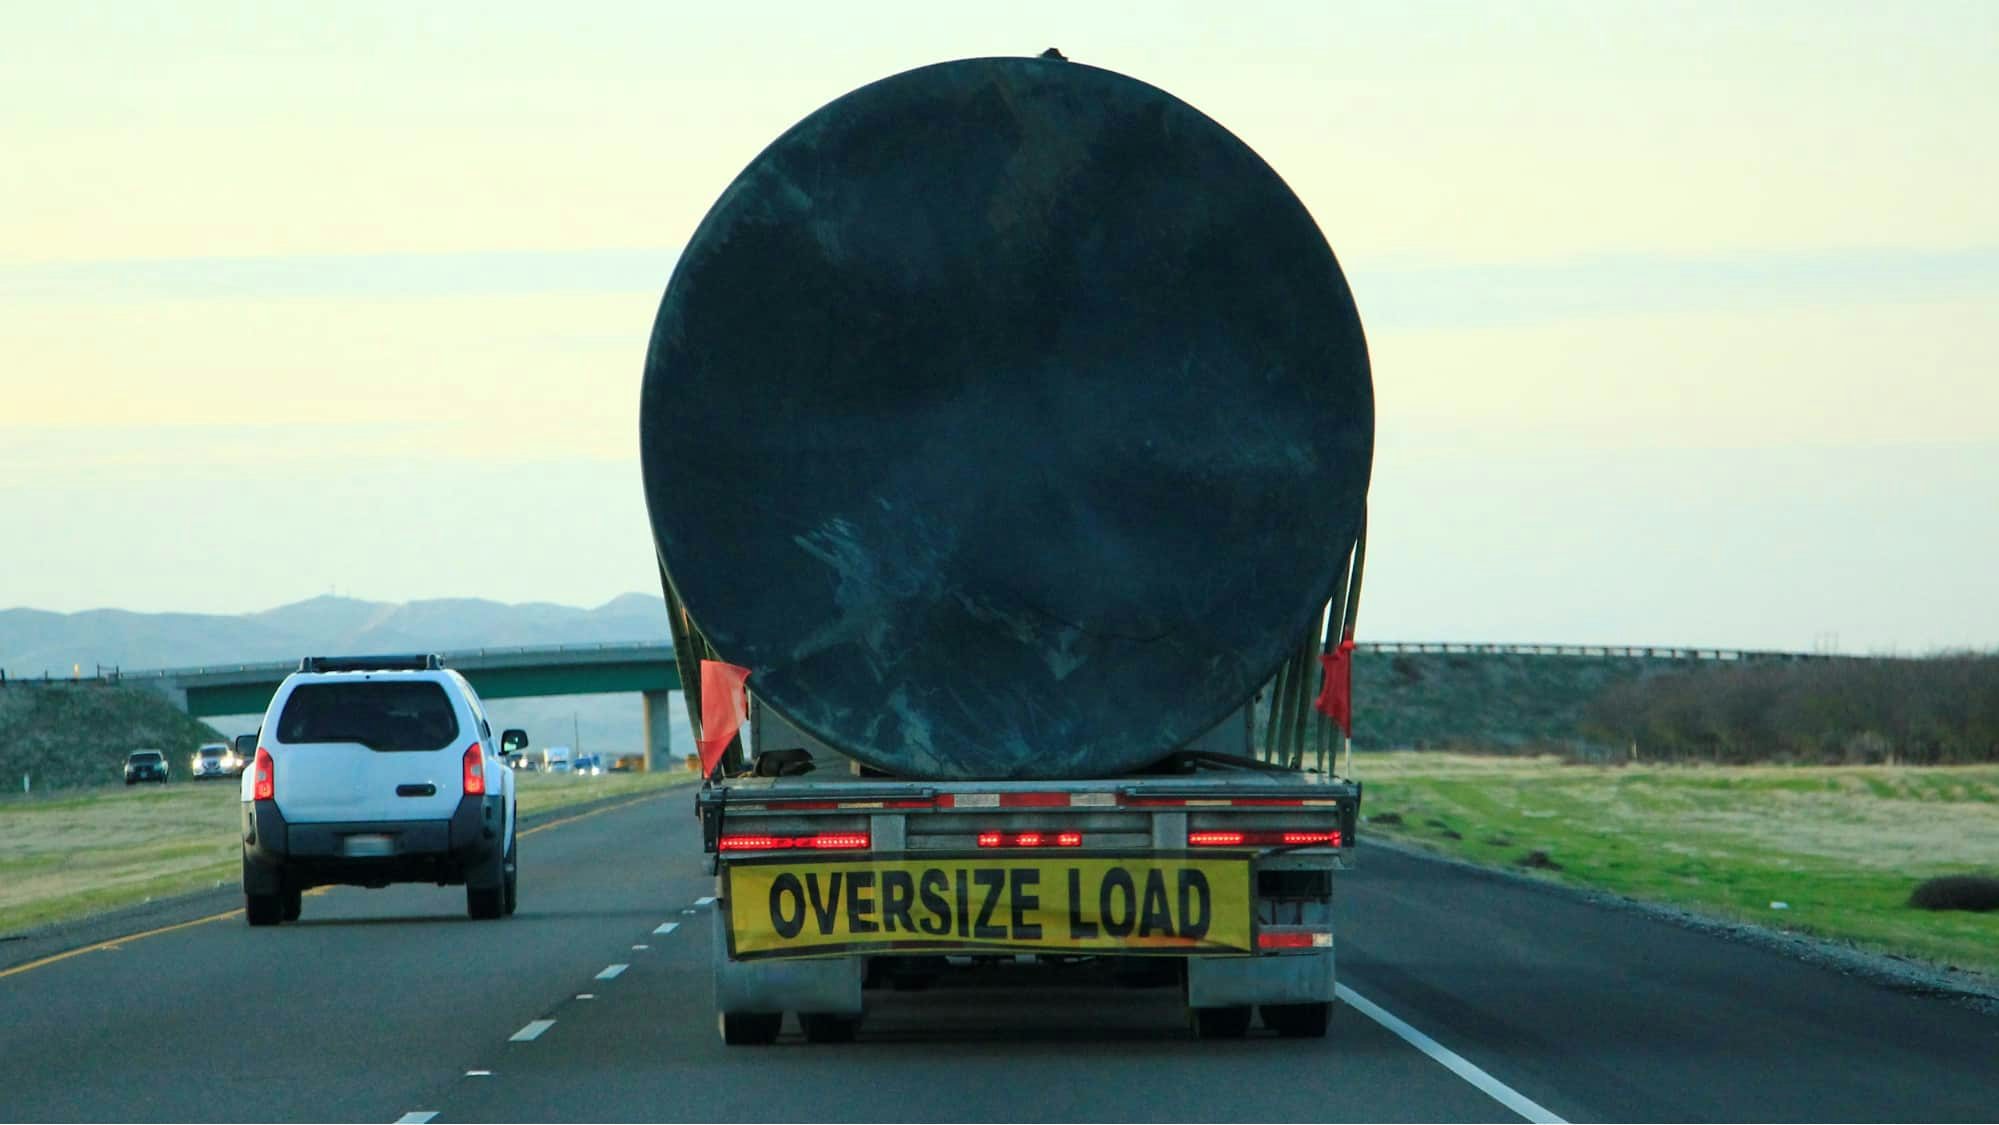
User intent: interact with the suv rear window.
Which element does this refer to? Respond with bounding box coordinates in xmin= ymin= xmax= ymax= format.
xmin=129 ymin=752 xmax=162 ymax=762
xmin=276 ymin=681 xmax=461 ymax=752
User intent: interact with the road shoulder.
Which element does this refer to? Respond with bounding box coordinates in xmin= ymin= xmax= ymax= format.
xmin=1361 ymin=835 xmax=1999 ymax=1013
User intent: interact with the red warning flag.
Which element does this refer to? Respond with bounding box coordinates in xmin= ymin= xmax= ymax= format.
xmin=1314 ymin=638 xmax=1356 ymax=737
xmin=696 ymin=660 xmax=753 ymax=777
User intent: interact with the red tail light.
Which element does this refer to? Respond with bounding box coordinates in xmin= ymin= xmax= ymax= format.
xmin=1189 ymin=830 xmax=1342 ymax=848
xmin=798 ymin=833 xmax=869 ymax=849
xmin=1258 ymin=931 xmax=1332 ymax=950
xmin=463 ymin=743 xmax=486 ymax=796
xmin=252 ymin=747 xmax=274 ymax=801
xmin=718 ymin=833 xmax=870 ymax=852
xmin=1279 ymin=831 xmax=1341 ymax=846
xmin=976 ymin=831 xmax=1085 ymax=848
xmin=719 ymin=835 xmax=782 ymax=851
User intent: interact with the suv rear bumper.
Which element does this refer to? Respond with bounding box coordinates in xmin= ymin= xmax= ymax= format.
xmin=242 ymin=794 xmax=504 ymax=892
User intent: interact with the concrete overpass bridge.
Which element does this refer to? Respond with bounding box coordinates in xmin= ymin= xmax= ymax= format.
xmin=120 ymin=643 xmax=684 ymax=769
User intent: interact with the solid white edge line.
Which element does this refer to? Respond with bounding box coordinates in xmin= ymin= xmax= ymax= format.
xmin=596 ymin=964 xmax=628 ymax=980
xmin=393 ymin=1113 xmax=437 ymax=1124
xmin=653 ymin=922 xmax=680 ymax=935
xmin=509 ymin=1018 xmax=556 ymax=1042
xmin=1336 ymin=985 xmax=1567 ymax=1124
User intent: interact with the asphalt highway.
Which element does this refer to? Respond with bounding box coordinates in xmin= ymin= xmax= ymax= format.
xmin=2 ymin=790 xmax=1993 ymax=1122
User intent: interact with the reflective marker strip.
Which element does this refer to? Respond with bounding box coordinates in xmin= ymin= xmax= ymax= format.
xmin=653 ymin=922 xmax=680 ymax=935
xmin=1335 ymin=985 xmax=1567 ymax=1124
xmin=596 ymin=964 xmax=628 ymax=980
xmin=509 ymin=1019 xmax=556 ymax=1042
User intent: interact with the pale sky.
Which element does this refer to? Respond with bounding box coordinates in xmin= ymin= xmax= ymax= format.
xmin=2 ymin=2 xmax=1995 ymax=654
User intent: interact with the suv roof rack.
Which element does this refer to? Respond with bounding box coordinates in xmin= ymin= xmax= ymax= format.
xmin=298 ymin=653 xmax=445 ymax=674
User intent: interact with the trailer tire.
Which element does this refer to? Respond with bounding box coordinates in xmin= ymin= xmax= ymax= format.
xmin=799 ymin=1013 xmax=860 ymax=1043
xmin=1193 ymin=1005 xmax=1253 ymax=1039
xmin=720 ymin=1011 xmax=783 ymax=1045
xmin=1261 ymin=1001 xmax=1332 ymax=1038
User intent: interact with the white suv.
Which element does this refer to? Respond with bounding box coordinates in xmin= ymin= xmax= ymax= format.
xmin=240 ymin=654 xmax=524 ymax=925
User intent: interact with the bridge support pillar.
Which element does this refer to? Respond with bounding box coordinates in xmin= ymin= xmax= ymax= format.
xmin=642 ymin=690 xmax=677 ymax=773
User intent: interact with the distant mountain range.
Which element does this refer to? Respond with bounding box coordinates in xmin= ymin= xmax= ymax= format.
xmin=0 ymin=593 xmax=672 ymax=677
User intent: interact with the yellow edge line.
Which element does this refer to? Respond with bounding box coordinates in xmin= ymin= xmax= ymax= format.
xmin=0 ymin=909 xmax=243 ymax=981
xmin=0 ymin=790 xmax=674 ymax=981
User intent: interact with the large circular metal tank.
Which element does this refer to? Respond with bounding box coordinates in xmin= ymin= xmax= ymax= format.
xmin=641 ymin=56 xmax=1371 ymax=780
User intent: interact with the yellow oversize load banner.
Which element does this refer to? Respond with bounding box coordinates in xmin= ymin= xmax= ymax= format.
xmin=725 ymin=855 xmax=1251 ymax=959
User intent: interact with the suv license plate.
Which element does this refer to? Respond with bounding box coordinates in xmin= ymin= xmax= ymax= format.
xmin=341 ymin=834 xmax=395 ymax=857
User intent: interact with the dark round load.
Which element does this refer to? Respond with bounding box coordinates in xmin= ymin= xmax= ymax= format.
xmin=641 ymin=56 xmax=1372 ymax=780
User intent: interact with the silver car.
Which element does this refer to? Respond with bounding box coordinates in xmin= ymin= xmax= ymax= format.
xmin=190 ymin=742 xmax=242 ymax=780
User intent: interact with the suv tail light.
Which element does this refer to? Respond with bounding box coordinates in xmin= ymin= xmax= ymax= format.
xmin=252 ymin=748 xmax=274 ymax=801
xmin=463 ymin=743 xmax=486 ymax=796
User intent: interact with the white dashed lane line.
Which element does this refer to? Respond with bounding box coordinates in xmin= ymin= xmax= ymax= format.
xmin=595 ymin=964 xmax=629 ymax=980
xmin=653 ymin=922 xmax=680 ymax=935
xmin=576 ymin=993 xmax=596 ymax=1000
xmin=632 ymin=943 xmax=650 ymax=950
xmin=509 ymin=1019 xmax=556 ymax=1042
xmin=694 ymin=896 xmax=717 ymax=906
xmin=465 ymin=1070 xmax=492 ymax=1078
xmin=393 ymin=1113 xmax=437 ymax=1124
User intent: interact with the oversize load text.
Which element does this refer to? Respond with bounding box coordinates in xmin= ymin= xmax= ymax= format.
xmin=727 ymin=857 xmax=1251 ymax=956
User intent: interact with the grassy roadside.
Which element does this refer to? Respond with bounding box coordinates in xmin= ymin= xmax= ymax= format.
xmin=0 ymin=768 xmax=699 ymax=937
xmin=1354 ymin=752 xmax=1999 ymax=978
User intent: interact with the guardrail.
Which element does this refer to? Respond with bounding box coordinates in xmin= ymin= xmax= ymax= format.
xmin=108 ymin=641 xmax=674 ymax=681
xmin=8 ymin=640 xmax=1858 ymax=684
xmin=0 ymin=665 xmax=122 ymax=687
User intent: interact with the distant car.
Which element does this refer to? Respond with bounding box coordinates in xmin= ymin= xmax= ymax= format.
xmin=190 ymin=742 xmax=243 ymax=780
xmin=124 ymin=749 xmax=169 ymax=785
xmin=240 ymin=654 xmax=522 ymax=925
xmin=574 ymin=754 xmax=604 ymax=776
